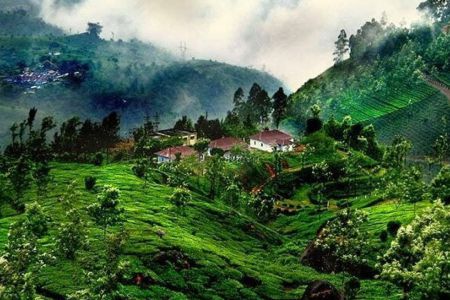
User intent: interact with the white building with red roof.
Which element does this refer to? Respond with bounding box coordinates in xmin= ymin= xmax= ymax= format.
xmin=208 ymin=137 xmax=248 ymax=159
xmin=249 ymin=130 xmax=294 ymax=152
xmin=155 ymin=146 xmax=196 ymax=163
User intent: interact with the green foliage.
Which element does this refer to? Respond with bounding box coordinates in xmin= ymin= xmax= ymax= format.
xmin=169 ymin=187 xmax=192 ymax=212
xmin=56 ymin=207 xmax=88 ymax=260
xmin=92 ymin=152 xmax=105 ymax=166
xmin=205 ymin=155 xmax=226 ymax=199
xmin=84 ymin=176 xmax=97 ymax=190
xmin=379 ymin=201 xmax=450 ymax=298
xmin=379 ymin=230 xmax=388 ymax=242
xmin=193 ymin=139 xmax=210 ymax=159
xmin=287 ymin=19 xmax=450 ymax=156
xmin=272 ymin=87 xmax=288 ymax=128
xmin=0 ymin=220 xmax=52 ymax=299
xmin=174 ymin=116 xmax=194 ymax=132
xmin=386 ymin=220 xmax=402 ymax=236
xmin=221 ymin=182 xmax=242 ymax=209
xmin=24 ymin=202 xmax=48 ymax=238
xmin=70 ymin=229 xmax=129 ymax=299
xmin=6 ymin=156 xmax=32 ymax=211
xmin=158 ymin=161 xmax=192 ymax=187
xmin=0 ymin=29 xmax=282 ymax=146
xmin=431 ymin=166 xmax=450 ymax=204
xmin=431 ymin=132 xmax=449 ymax=165
xmin=0 ymin=162 xmax=408 ymax=299
xmin=315 ymin=209 xmax=370 ymax=268
xmin=382 ymin=167 xmax=427 ymax=209
xmin=0 ymin=10 xmax=63 ymax=36
xmin=343 ymin=276 xmax=361 ymax=300
xmin=333 ymin=29 xmax=350 ymax=64
xmin=383 ymin=136 xmax=412 ymax=169
xmin=248 ymin=193 xmax=275 ymax=222
xmin=418 ymin=0 xmax=450 ymax=23
xmin=87 ymin=185 xmax=124 ymax=234
xmin=33 ymin=162 xmax=52 ymax=196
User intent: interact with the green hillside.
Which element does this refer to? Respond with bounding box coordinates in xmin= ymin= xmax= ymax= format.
xmin=0 ymin=161 xmax=410 ymax=299
xmin=285 ymin=21 xmax=450 ymax=155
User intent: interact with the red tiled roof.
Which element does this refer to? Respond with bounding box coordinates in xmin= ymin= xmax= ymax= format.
xmin=155 ymin=146 xmax=196 ymax=160
xmin=209 ymin=137 xmax=247 ymax=152
xmin=249 ymin=130 xmax=293 ymax=146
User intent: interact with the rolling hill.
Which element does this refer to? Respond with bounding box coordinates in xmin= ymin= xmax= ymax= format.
xmin=284 ymin=22 xmax=450 ymax=156
xmin=0 ymin=161 xmax=409 ymax=299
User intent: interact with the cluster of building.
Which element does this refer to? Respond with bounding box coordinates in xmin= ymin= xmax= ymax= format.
xmin=155 ymin=129 xmax=294 ymax=163
xmin=4 ymin=66 xmax=68 ymax=92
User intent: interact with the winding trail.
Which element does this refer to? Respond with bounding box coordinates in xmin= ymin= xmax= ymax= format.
xmin=425 ymin=75 xmax=450 ymax=103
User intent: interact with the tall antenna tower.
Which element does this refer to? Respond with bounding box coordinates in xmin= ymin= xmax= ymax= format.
xmin=179 ymin=41 xmax=187 ymax=60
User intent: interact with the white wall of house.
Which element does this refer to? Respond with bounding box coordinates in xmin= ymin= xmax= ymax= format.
xmin=249 ymin=139 xmax=294 ymax=152
xmin=249 ymin=139 xmax=275 ymax=152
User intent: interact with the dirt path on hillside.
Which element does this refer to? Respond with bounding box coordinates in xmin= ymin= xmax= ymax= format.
xmin=425 ymin=76 xmax=450 ymax=103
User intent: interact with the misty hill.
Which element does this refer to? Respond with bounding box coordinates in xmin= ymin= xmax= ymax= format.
xmin=0 ymin=10 xmax=64 ymax=36
xmin=0 ymin=14 xmax=283 ymax=144
xmin=284 ymin=19 xmax=450 ymax=156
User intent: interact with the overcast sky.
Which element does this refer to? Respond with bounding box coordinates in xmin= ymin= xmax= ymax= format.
xmin=38 ymin=0 xmax=424 ymax=89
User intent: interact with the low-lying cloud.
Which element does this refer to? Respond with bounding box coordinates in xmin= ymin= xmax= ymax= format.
xmin=38 ymin=0 xmax=423 ymax=89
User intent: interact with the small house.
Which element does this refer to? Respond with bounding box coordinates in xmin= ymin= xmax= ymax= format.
xmin=153 ymin=129 xmax=198 ymax=146
xmin=155 ymin=146 xmax=196 ymax=163
xmin=249 ymin=130 xmax=294 ymax=152
xmin=208 ymin=137 xmax=247 ymax=159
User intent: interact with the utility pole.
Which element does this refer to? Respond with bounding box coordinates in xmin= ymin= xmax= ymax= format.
xmin=179 ymin=41 xmax=187 ymax=60
xmin=153 ymin=112 xmax=160 ymax=132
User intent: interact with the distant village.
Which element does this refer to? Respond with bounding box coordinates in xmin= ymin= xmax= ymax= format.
xmin=3 ymin=55 xmax=79 ymax=93
xmin=140 ymin=127 xmax=296 ymax=163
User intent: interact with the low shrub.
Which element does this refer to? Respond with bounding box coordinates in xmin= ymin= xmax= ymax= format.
xmin=92 ymin=152 xmax=105 ymax=166
xmin=84 ymin=176 xmax=97 ymax=190
xmin=387 ymin=220 xmax=401 ymax=236
xmin=379 ymin=230 xmax=388 ymax=242
xmin=344 ymin=276 xmax=361 ymax=300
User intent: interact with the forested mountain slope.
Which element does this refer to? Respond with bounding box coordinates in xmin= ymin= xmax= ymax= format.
xmin=0 ymin=11 xmax=283 ymax=145
xmin=284 ymin=18 xmax=450 ymax=155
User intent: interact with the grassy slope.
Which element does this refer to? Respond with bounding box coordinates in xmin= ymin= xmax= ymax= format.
xmin=285 ymin=61 xmax=450 ymax=155
xmin=0 ymin=162 xmax=406 ymax=299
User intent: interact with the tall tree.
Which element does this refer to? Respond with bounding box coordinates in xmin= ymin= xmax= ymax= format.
xmin=206 ymin=155 xmax=225 ymax=200
xmin=418 ymin=0 xmax=450 ymax=23
xmin=193 ymin=139 xmax=209 ymax=161
xmin=7 ymin=156 xmax=32 ymax=212
xmin=100 ymin=112 xmax=120 ymax=157
xmin=272 ymin=87 xmax=288 ymax=128
xmin=248 ymin=83 xmax=271 ymax=124
xmin=88 ymin=185 xmax=124 ymax=236
xmin=87 ymin=22 xmax=103 ymax=38
xmin=174 ymin=115 xmax=194 ymax=132
xmin=333 ymin=29 xmax=349 ymax=64
xmin=233 ymin=87 xmax=245 ymax=113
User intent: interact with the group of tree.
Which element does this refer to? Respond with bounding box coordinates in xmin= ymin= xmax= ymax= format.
xmin=418 ymin=0 xmax=450 ymax=24
xmin=52 ymin=112 xmax=120 ymax=160
xmin=293 ymin=5 xmax=450 ymax=131
xmin=230 ymin=84 xmax=289 ymax=131
xmin=1 ymin=108 xmax=56 ymax=213
xmin=379 ymin=201 xmax=450 ymax=299
xmin=306 ymin=105 xmax=384 ymax=160
xmin=171 ymin=84 xmax=289 ymax=141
